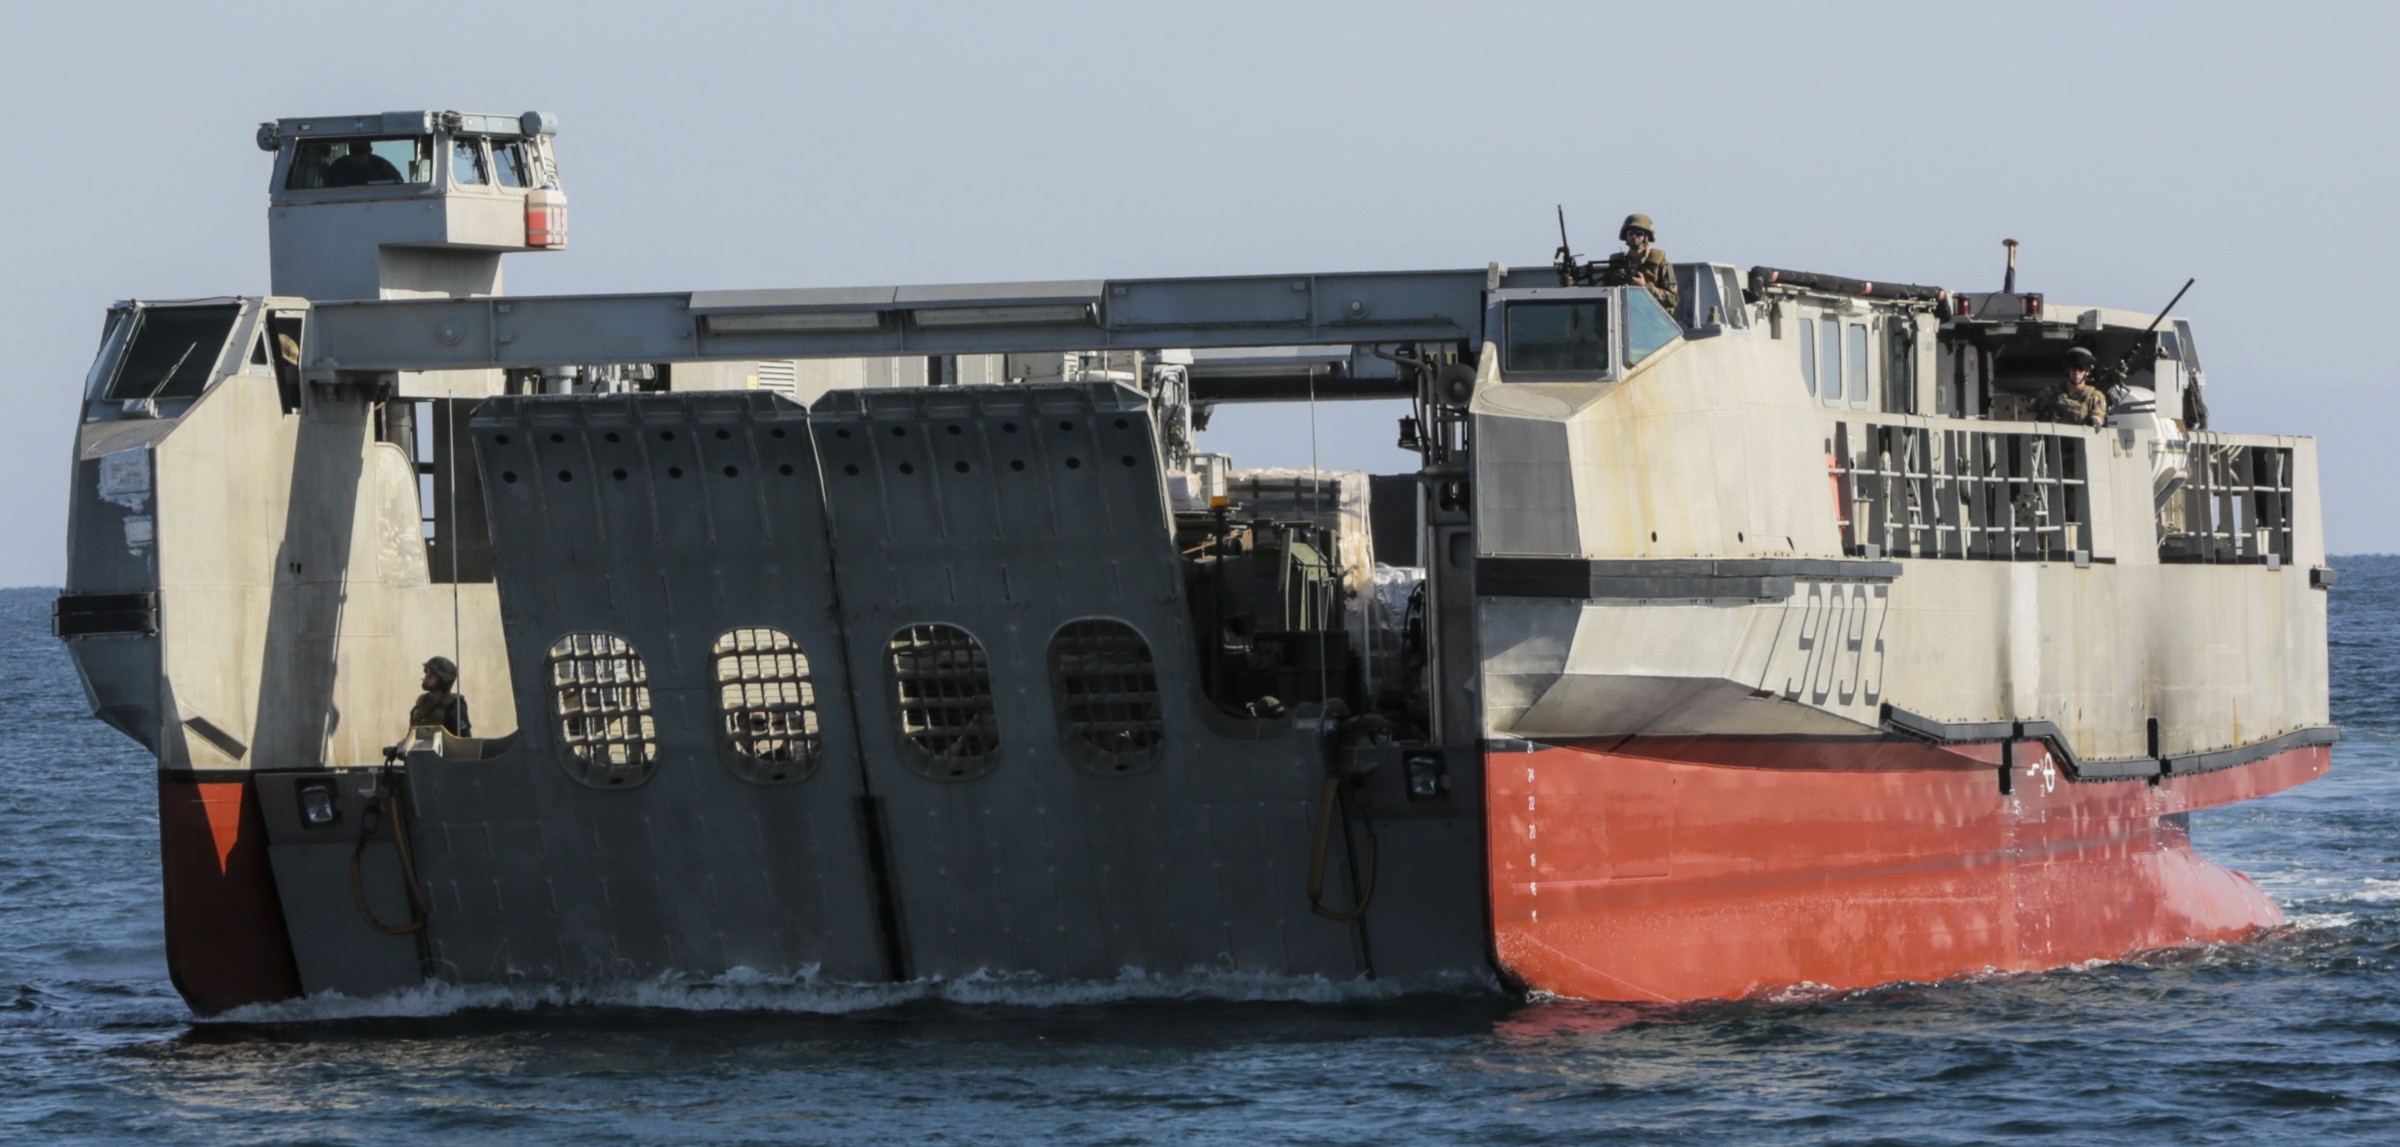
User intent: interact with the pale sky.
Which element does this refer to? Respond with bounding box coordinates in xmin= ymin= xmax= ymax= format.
xmin=2 ymin=0 xmax=2392 ymax=586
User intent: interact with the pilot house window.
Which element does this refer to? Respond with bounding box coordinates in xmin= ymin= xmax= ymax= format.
xmin=548 ymin=633 xmax=657 ymax=786
xmin=493 ymin=139 xmax=533 ymax=188
xmin=451 ymin=137 xmax=489 ymax=185
xmin=1623 ymin=288 xmax=1684 ymax=368
xmin=1048 ymin=620 xmax=1165 ymax=773
xmin=712 ymin=628 xmax=823 ymax=782
xmin=1503 ymin=300 xmax=1609 ymax=373
xmin=285 ymin=136 xmax=433 ymax=189
xmin=91 ymin=304 xmax=240 ymax=403
xmin=888 ymin=624 xmax=999 ymax=775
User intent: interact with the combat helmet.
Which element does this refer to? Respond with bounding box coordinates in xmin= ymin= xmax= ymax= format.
xmin=2065 ymin=346 xmax=2096 ymax=370
xmin=423 ymin=655 xmax=459 ymax=687
xmin=1621 ymin=213 xmax=1655 ymax=238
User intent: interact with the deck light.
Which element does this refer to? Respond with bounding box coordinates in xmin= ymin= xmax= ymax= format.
xmin=1404 ymin=751 xmax=1449 ymax=801
xmin=298 ymin=781 xmax=338 ymax=828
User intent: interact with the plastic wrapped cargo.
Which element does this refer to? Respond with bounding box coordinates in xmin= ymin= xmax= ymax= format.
xmin=1370 ymin=563 xmax=1424 ymax=706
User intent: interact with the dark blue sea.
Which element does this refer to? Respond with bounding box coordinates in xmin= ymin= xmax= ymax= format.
xmin=5 ymin=563 xmax=2397 ymax=1146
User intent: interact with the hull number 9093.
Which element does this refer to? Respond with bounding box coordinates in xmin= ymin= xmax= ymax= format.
xmin=1774 ymin=580 xmax=1890 ymax=709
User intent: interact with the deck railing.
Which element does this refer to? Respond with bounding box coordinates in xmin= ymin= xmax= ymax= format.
xmin=2159 ymin=435 xmax=2294 ymax=565
xmin=1830 ymin=423 xmax=2090 ymax=562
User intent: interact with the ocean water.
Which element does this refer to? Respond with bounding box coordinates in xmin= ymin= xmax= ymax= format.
xmin=3 ymin=564 xmax=2396 ymax=1146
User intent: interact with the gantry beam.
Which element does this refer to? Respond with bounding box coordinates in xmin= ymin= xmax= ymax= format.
xmin=303 ymin=269 xmax=1492 ymax=371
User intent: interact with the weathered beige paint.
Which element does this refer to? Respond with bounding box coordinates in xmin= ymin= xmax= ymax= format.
xmin=79 ymin=314 xmax=1014 ymax=771
xmin=127 ymin=302 xmax=517 ymax=769
xmin=1472 ymin=310 xmax=2329 ymax=763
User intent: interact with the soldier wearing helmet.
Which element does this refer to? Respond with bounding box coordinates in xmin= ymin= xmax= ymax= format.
xmin=1599 ymin=213 xmax=1679 ymax=314
xmin=409 ymin=655 xmax=473 ymax=736
xmin=2037 ymin=347 xmax=2109 ymax=428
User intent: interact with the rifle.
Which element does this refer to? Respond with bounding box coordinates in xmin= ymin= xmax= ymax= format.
xmin=2097 ymin=277 xmax=2196 ymax=386
xmin=1553 ymin=205 xmax=1593 ymax=287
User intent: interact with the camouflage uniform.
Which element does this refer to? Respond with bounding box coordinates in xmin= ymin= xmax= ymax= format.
xmin=409 ymin=655 xmax=471 ymax=735
xmin=2038 ymin=380 xmax=2108 ymax=428
xmin=1601 ymin=246 xmax=1679 ymax=314
xmin=409 ymin=690 xmax=472 ymax=736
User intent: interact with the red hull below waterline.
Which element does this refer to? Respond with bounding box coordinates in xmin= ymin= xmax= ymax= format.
xmin=1486 ymin=739 xmax=2330 ymax=1004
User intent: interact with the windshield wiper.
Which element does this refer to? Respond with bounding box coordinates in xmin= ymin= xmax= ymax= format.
xmin=139 ymin=341 xmax=200 ymax=401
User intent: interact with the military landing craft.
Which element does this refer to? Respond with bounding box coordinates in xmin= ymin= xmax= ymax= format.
xmin=57 ymin=111 xmax=2332 ymax=1012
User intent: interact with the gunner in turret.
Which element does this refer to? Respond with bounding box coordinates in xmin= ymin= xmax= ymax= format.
xmin=1600 ymin=213 xmax=1679 ymax=314
xmin=2039 ymin=347 xmax=2109 ymax=428
xmin=409 ymin=656 xmax=472 ymax=736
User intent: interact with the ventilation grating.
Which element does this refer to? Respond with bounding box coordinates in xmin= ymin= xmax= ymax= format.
xmin=1048 ymin=619 xmax=1165 ymax=774
xmin=711 ymin=627 xmax=823 ymax=783
xmin=887 ymin=623 xmax=1000 ymax=779
xmin=548 ymin=633 xmax=658 ymax=787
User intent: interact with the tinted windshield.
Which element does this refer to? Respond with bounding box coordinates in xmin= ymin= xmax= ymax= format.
xmin=287 ymin=136 xmax=431 ymax=189
xmin=1624 ymin=289 xmax=1683 ymax=368
xmin=452 ymin=137 xmax=488 ymax=185
xmin=492 ymin=139 xmax=532 ymax=188
xmin=81 ymin=311 xmax=136 ymax=400
xmin=96 ymin=305 xmax=240 ymax=402
xmin=1504 ymin=300 xmax=1610 ymax=374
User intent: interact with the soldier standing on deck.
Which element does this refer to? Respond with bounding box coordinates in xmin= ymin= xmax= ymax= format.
xmin=1600 ymin=213 xmax=1680 ymax=314
xmin=409 ymin=656 xmax=472 ymax=736
xmin=2039 ymin=347 xmax=2110 ymax=428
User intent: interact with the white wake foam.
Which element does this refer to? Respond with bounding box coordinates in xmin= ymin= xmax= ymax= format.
xmin=2347 ymin=878 xmax=2400 ymax=903
xmin=2282 ymin=911 xmax=2362 ymax=931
